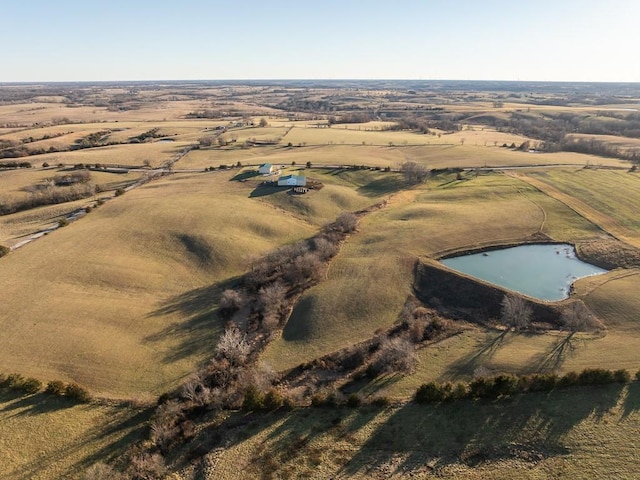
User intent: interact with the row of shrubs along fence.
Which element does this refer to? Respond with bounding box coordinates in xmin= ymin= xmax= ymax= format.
xmin=0 ymin=373 xmax=91 ymax=403
xmin=415 ymin=368 xmax=635 ymax=404
xmin=241 ymin=384 xmax=393 ymax=412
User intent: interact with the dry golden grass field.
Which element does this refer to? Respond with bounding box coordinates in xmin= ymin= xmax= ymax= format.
xmin=2 ymin=83 xmax=640 ymax=479
xmin=0 ymin=392 xmax=147 ymax=480
xmin=522 ymin=169 xmax=640 ymax=246
xmin=261 ymin=171 xmax=614 ymax=373
xmin=0 ymin=171 xmax=316 ymax=398
xmin=175 ymin=384 xmax=640 ymax=480
xmin=181 ymin=141 xmax=628 ymax=172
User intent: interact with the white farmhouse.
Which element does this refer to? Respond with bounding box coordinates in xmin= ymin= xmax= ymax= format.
xmin=258 ymin=163 xmax=274 ymax=175
xmin=277 ymin=174 xmax=307 ymax=187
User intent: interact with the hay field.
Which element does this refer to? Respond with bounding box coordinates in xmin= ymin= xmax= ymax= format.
xmin=28 ymin=141 xmax=192 ymax=168
xmin=0 ymin=99 xmax=207 ymax=124
xmin=262 ymin=172 xmax=604 ymax=371
xmin=571 ymin=133 xmax=640 ymax=152
xmin=521 ymin=169 xmax=640 ymax=247
xmin=179 ymin=142 xmax=628 ymax=173
xmin=0 ymin=392 xmax=147 ymax=480
xmin=283 ymin=125 xmax=437 ymax=146
xmin=0 ymin=171 xmax=315 ymax=397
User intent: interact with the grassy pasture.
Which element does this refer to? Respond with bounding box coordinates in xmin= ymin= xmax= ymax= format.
xmin=27 ymin=141 xmax=192 ymax=168
xmin=282 ymin=122 xmax=537 ymax=150
xmin=251 ymin=168 xmax=405 ymax=226
xmin=179 ymin=142 xmax=628 ymax=173
xmin=262 ymin=172 xmax=604 ymax=372
xmin=0 ymin=171 xmax=315 ymax=397
xmin=3 ymin=85 xmax=640 ymax=478
xmin=0 ymin=167 xmax=68 ymax=203
xmin=0 ymin=198 xmax=96 ymax=247
xmin=571 ymin=133 xmax=640 ymax=152
xmin=0 ymin=392 xmax=147 ymax=480
xmin=283 ymin=125 xmax=438 ymax=146
xmin=0 ymin=168 xmax=144 ymax=247
xmin=0 ymin=119 xmax=228 ymax=151
xmin=521 ymin=169 xmax=640 ymax=247
xmin=0 ymin=167 xmax=141 ymax=203
xmin=0 ymin=99 xmax=208 ymax=124
xmin=190 ymin=384 xmax=640 ymax=480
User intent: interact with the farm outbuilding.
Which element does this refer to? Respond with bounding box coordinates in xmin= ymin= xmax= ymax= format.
xmin=258 ymin=163 xmax=274 ymax=174
xmin=278 ymin=174 xmax=307 ymax=186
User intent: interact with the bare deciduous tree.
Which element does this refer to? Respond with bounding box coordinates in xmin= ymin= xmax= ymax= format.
xmin=333 ymin=212 xmax=358 ymax=233
xmin=500 ymin=294 xmax=532 ymax=330
xmin=128 ymin=453 xmax=166 ymax=480
xmin=258 ymin=281 xmax=287 ymax=312
xmin=372 ymin=337 xmax=418 ymax=374
xmin=198 ymin=135 xmax=215 ymax=147
xmin=150 ymin=419 xmax=180 ymax=452
xmin=311 ymin=236 xmax=338 ymax=260
xmin=258 ymin=281 xmax=288 ymax=329
xmin=219 ymin=289 xmax=246 ymax=319
xmin=561 ymin=300 xmax=601 ymax=331
xmin=216 ymin=328 xmax=251 ymax=366
xmin=400 ymin=161 xmax=429 ymax=184
xmin=284 ymin=252 xmax=323 ymax=285
xmin=179 ymin=375 xmax=211 ymax=406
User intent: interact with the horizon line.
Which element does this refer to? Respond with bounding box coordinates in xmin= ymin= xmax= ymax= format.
xmin=2 ymin=78 xmax=640 ymax=85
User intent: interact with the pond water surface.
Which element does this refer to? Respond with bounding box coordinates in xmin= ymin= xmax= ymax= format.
xmin=441 ymin=244 xmax=608 ymax=301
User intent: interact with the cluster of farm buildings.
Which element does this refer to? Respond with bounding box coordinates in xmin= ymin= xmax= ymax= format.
xmin=258 ymin=163 xmax=307 ymax=187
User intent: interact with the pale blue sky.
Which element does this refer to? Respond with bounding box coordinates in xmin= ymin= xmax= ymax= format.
xmin=2 ymin=0 xmax=639 ymax=82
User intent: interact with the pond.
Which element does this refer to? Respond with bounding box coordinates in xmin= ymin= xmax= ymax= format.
xmin=441 ymin=244 xmax=608 ymax=301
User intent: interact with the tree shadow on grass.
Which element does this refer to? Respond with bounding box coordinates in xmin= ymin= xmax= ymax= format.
xmin=281 ymin=295 xmax=315 ymax=342
xmin=526 ymin=332 xmax=576 ymax=374
xmin=238 ymin=406 xmax=383 ymax=477
xmin=249 ymin=184 xmax=283 ymax=198
xmin=1 ymin=395 xmax=152 ymax=480
xmin=230 ymin=170 xmax=260 ymax=182
xmin=437 ymin=177 xmax=471 ymax=189
xmin=0 ymin=392 xmax=76 ymax=417
xmin=340 ymin=385 xmax=625 ymax=478
xmin=356 ymin=176 xmax=406 ymax=198
xmin=144 ymin=278 xmax=239 ymax=364
xmin=441 ymin=329 xmax=511 ymax=380
xmin=69 ymin=407 xmax=152 ymax=475
xmin=621 ymin=381 xmax=640 ymax=419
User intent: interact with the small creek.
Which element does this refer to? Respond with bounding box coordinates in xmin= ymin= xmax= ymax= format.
xmin=441 ymin=243 xmax=608 ymax=301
